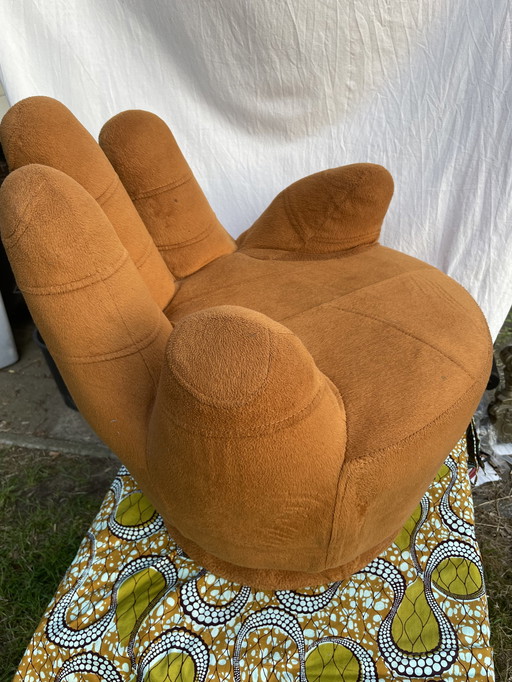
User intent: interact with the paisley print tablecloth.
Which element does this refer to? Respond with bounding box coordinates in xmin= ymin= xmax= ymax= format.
xmin=15 ymin=435 xmax=494 ymax=681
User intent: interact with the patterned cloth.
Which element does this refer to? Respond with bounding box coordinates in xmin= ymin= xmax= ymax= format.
xmin=15 ymin=436 xmax=494 ymax=681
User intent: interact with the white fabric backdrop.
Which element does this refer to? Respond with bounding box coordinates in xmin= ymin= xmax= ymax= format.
xmin=0 ymin=0 xmax=510 ymax=338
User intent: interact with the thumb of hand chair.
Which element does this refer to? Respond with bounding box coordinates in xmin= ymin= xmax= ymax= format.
xmin=147 ymin=305 xmax=347 ymax=586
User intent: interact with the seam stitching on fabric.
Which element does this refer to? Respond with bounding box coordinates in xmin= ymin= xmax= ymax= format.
xmin=325 ymin=468 xmax=351 ymax=569
xmin=167 ymin=323 xmax=274 ymax=408
xmin=350 ymin=368 xmax=491 ymax=463
xmin=283 ymin=187 xmax=308 ymax=245
xmin=238 ymin=242 xmax=378 ymax=261
xmin=334 ymin=306 xmax=477 ymax=381
xmin=156 ymin=224 xmax=215 ymax=250
xmin=50 ymin=322 xmax=163 ymax=363
xmin=325 ymin=382 xmax=349 ymax=568
xmin=1 ymin=175 xmax=49 ymax=245
xmin=95 ymin=174 xmax=120 ymax=205
xmin=162 ymin=381 xmax=326 ymax=437
xmin=308 ymin=229 xmax=381 ymax=246
xmin=19 ymin=251 xmax=129 ymax=295
xmin=278 ymin=268 xmax=432 ymax=324
xmin=134 ymin=237 xmax=154 ymax=269
xmin=131 ymin=172 xmax=193 ymax=200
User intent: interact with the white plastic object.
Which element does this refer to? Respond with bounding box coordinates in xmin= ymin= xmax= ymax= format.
xmin=0 ymin=292 xmax=18 ymax=368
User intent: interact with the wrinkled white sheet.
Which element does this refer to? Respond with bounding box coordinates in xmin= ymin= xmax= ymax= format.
xmin=0 ymin=0 xmax=510 ymax=338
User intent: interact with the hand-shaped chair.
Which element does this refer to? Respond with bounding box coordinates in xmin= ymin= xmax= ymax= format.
xmin=0 ymin=96 xmax=492 ymax=590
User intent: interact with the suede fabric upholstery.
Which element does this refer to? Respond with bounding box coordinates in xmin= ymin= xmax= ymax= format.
xmin=99 ymin=110 xmax=236 ymax=278
xmin=236 ymin=163 xmax=394 ymax=255
xmin=0 ymin=97 xmax=174 ymax=309
xmin=0 ymin=97 xmax=492 ymax=589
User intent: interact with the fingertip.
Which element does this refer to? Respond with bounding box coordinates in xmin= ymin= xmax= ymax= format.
xmin=0 ymin=163 xmax=55 ymax=241
xmin=99 ymin=109 xmax=235 ymax=277
xmin=0 ymin=164 xmax=125 ymax=290
xmin=99 ymin=109 xmax=190 ymax=198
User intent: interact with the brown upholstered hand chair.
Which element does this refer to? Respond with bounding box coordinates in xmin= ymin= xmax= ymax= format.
xmin=0 ymin=97 xmax=492 ymax=590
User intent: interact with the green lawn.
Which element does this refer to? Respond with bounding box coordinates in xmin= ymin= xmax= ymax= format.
xmin=0 ymin=448 xmax=118 ymax=681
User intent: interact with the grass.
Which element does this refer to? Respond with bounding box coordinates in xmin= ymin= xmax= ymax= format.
xmin=0 ymin=448 xmax=118 ymax=682
xmin=473 ymin=471 xmax=512 ymax=682
xmin=0 ymin=447 xmax=511 ymax=681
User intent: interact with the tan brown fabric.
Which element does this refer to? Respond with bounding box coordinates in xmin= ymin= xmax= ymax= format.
xmin=148 ymin=306 xmax=347 ymax=580
xmin=99 ymin=110 xmax=236 ymax=277
xmin=0 ymin=96 xmax=174 ymax=308
xmin=0 ymin=97 xmax=492 ymax=589
xmin=237 ymin=163 xmax=393 ymax=255
xmin=0 ymin=164 xmax=172 ymax=482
